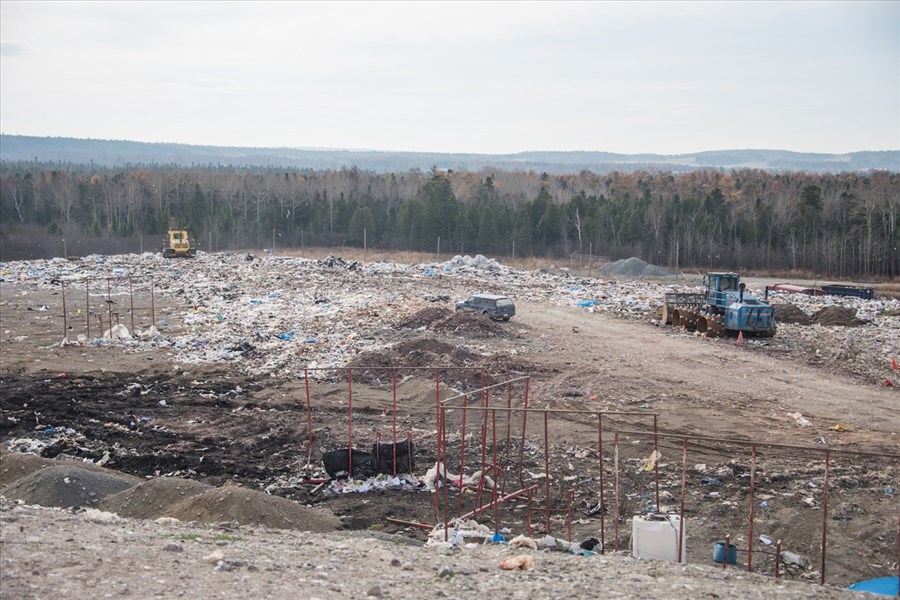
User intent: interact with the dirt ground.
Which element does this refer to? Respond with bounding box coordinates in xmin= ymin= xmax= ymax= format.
xmin=0 ymin=252 xmax=898 ymax=598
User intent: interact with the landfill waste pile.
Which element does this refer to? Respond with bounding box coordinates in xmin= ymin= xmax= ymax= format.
xmin=1 ymin=250 xmax=898 ymax=596
xmin=2 ymin=251 xmax=895 ymax=383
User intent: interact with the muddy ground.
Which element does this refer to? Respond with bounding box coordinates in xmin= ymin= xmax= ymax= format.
xmin=0 ymin=253 xmax=898 ymax=597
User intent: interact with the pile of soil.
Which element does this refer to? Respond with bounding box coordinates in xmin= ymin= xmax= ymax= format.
xmin=395 ymin=307 xmax=452 ymax=329
xmin=99 ymin=477 xmax=212 ymax=519
xmin=396 ymin=307 xmax=508 ymax=337
xmin=772 ymin=303 xmax=813 ymax=325
xmin=0 ymin=451 xmax=56 ymax=488
xmin=433 ymin=311 xmax=507 ymax=336
xmin=0 ymin=451 xmax=340 ymax=532
xmin=812 ymin=306 xmax=866 ymax=326
xmin=347 ymin=338 xmax=483 ymax=382
xmin=347 ymin=338 xmax=541 ymax=389
xmin=162 ymin=484 xmax=342 ymax=532
xmin=0 ymin=464 xmax=140 ymax=508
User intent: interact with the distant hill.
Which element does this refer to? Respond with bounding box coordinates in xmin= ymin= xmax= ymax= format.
xmin=1 ymin=135 xmax=897 ymax=173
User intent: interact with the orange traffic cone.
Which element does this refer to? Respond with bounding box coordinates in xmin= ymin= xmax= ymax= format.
xmin=892 ymin=356 xmax=899 ymax=371
xmin=737 ymin=331 xmax=744 ymax=345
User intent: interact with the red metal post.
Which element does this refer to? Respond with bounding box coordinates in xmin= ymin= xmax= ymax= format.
xmin=86 ymin=278 xmax=91 ymax=338
xmin=613 ymin=432 xmax=620 ymax=552
xmin=526 ymin=486 xmax=533 ymax=537
xmin=723 ymin=533 xmax=730 ymax=569
xmin=434 ymin=368 xmax=441 ymax=521
xmin=457 ymin=394 xmax=469 ymax=518
xmin=518 ymin=378 xmax=530 ymax=487
xmin=129 ymin=276 xmax=135 ymax=333
xmin=502 ymin=381 xmax=512 ymax=497
xmin=60 ymin=279 xmax=68 ymax=338
xmin=598 ymin=412 xmax=605 ymax=554
xmin=820 ymin=449 xmax=830 ymax=585
xmin=544 ymin=410 xmax=551 ymax=535
xmin=491 ymin=408 xmax=499 ymax=532
xmin=775 ymin=539 xmax=782 ymax=578
xmin=679 ymin=439 xmax=687 ymax=563
xmin=442 ymin=407 xmax=449 ymax=542
xmin=748 ymin=445 xmax=757 ymax=572
xmin=392 ymin=368 xmax=398 ymax=476
xmin=150 ymin=277 xmax=156 ymax=327
xmin=106 ymin=277 xmax=112 ymax=334
xmin=475 ymin=390 xmax=490 ymax=510
xmin=304 ymin=368 xmax=312 ymax=464
xmin=348 ymin=368 xmax=353 ymax=477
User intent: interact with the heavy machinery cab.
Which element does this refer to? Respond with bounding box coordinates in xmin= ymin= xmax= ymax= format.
xmin=162 ymin=230 xmax=196 ymax=258
xmin=704 ymin=272 xmax=742 ymax=309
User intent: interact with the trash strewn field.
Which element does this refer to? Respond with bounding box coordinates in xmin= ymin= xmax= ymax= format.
xmin=1 ymin=251 xmax=898 ymax=596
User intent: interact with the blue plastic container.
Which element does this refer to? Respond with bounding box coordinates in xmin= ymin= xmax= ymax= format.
xmin=712 ymin=542 xmax=737 ymax=564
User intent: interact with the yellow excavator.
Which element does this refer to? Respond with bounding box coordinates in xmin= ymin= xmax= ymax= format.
xmin=162 ymin=230 xmax=197 ymax=258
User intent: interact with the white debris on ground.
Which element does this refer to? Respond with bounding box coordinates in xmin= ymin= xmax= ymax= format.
xmin=1 ymin=252 xmax=897 ymax=384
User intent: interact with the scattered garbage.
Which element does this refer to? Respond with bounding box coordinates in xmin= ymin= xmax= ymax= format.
xmin=508 ymin=535 xmax=538 ymax=550
xmin=427 ymin=519 xmax=494 ymax=547
xmin=2 ymin=252 xmax=896 ymax=385
xmin=788 ymin=412 xmax=813 ymax=428
xmin=499 ymin=555 xmax=535 ymax=570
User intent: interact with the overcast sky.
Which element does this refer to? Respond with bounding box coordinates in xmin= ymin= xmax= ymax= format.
xmin=1 ymin=1 xmax=898 ymax=155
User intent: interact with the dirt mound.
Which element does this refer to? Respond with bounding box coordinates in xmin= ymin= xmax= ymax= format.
xmin=396 ymin=307 xmax=508 ymax=337
xmin=99 ymin=477 xmax=212 ymax=519
xmin=0 ymin=464 xmax=140 ymax=508
xmin=432 ymin=312 xmax=507 ymax=336
xmin=0 ymin=451 xmax=57 ymax=488
xmin=396 ymin=307 xmax=453 ymax=329
xmin=0 ymin=450 xmax=128 ymax=488
xmin=772 ymin=303 xmax=812 ymax=325
xmin=347 ymin=338 xmax=484 ymax=382
xmin=162 ymin=485 xmax=341 ymax=532
xmin=812 ymin=306 xmax=865 ymax=326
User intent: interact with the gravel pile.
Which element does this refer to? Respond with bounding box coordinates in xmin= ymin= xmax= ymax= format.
xmin=0 ymin=464 xmax=139 ymax=509
xmin=600 ymin=256 xmax=673 ymax=278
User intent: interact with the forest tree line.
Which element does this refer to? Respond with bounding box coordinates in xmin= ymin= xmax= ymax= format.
xmin=0 ymin=161 xmax=897 ymax=277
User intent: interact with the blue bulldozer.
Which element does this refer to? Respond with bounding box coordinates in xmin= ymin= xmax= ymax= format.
xmin=661 ymin=272 xmax=776 ymax=337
